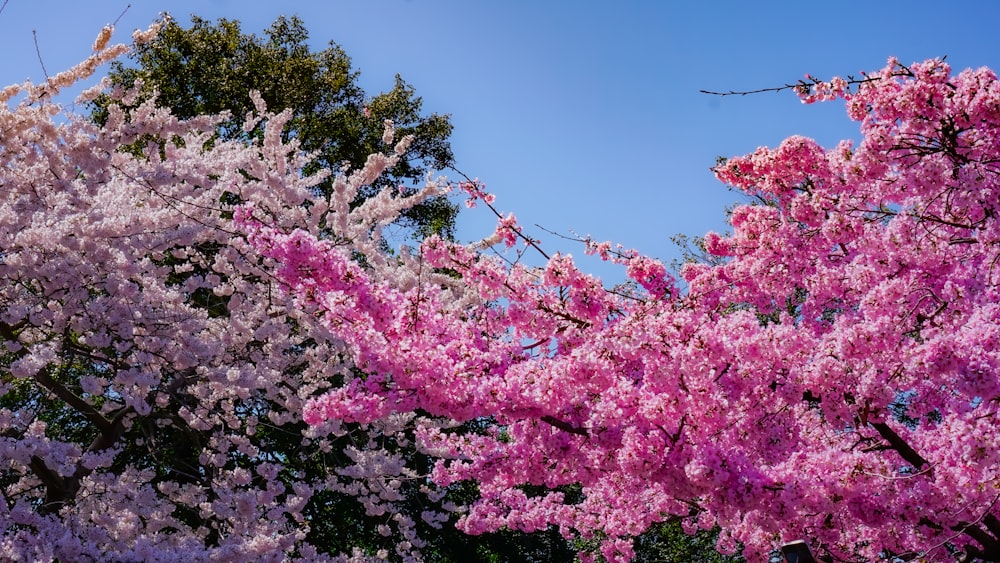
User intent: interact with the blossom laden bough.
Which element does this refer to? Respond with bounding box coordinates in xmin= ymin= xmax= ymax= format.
xmin=249 ymin=57 xmax=1000 ymax=562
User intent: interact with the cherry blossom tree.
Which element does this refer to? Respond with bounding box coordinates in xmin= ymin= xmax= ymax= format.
xmin=244 ymin=57 xmax=1000 ymax=562
xmin=0 ymin=24 xmax=501 ymax=562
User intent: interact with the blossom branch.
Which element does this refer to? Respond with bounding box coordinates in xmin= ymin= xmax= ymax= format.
xmin=870 ymin=422 xmax=930 ymax=470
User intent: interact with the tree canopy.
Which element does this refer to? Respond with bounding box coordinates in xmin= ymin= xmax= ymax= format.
xmin=94 ymin=14 xmax=457 ymax=240
xmin=0 ymin=21 xmax=548 ymax=562
xmin=244 ymin=57 xmax=1000 ymax=562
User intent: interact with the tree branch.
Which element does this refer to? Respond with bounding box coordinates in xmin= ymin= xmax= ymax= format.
xmin=870 ymin=422 xmax=930 ymax=470
xmin=540 ymin=415 xmax=588 ymax=436
xmin=34 ymin=366 xmax=114 ymax=435
xmin=30 ymin=455 xmax=70 ymax=515
xmin=699 ymin=68 xmax=918 ymax=97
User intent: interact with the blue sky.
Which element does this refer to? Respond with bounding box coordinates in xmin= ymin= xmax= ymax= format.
xmin=3 ymin=1 xmax=1000 ymax=280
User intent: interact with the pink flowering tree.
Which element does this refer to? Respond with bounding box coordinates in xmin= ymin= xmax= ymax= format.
xmin=0 ymin=25 xmax=524 ymax=562
xmin=243 ymin=57 xmax=1000 ymax=562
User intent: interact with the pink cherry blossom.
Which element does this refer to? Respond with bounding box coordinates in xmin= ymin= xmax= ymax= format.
xmin=247 ymin=56 xmax=1000 ymax=562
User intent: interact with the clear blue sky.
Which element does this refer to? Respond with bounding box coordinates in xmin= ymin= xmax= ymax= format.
xmin=3 ymin=1 xmax=999 ymax=279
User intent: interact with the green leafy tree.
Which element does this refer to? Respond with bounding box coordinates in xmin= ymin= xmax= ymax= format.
xmin=93 ymin=14 xmax=457 ymax=240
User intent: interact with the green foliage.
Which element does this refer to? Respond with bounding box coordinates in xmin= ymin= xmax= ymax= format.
xmin=92 ymin=14 xmax=457 ymax=240
xmin=633 ymin=521 xmax=745 ymax=563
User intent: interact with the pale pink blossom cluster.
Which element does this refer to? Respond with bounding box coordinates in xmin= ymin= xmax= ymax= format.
xmin=456 ymin=179 xmax=494 ymax=208
xmin=0 ymin=27 xmax=462 ymax=562
xmin=244 ymin=56 xmax=1000 ymax=562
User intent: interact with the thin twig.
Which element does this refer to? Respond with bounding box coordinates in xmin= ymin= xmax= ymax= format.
xmin=449 ymin=165 xmax=552 ymax=260
xmin=700 ymin=83 xmax=816 ymax=97
xmin=0 ymin=0 xmax=10 ymax=17
xmin=32 ymin=29 xmax=49 ymax=80
xmin=700 ymin=68 xmax=918 ymax=97
xmin=113 ymin=3 xmax=131 ymax=26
